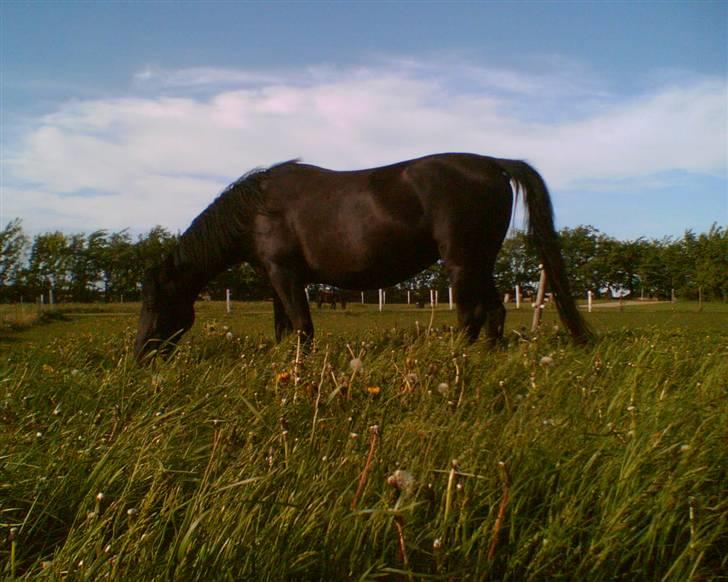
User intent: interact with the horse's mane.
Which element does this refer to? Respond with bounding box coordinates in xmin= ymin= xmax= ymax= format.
xmin=171 ymin=159 xmax=299 ymax=276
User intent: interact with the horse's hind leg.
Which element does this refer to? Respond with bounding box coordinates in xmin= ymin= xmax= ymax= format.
xmin=447 ymin=261 xmax=487 ymax=342
xmin=483 ymin=275 xmax=506 ymax=346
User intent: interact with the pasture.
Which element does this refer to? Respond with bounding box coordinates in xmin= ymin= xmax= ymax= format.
xmin=1 ymin=301 xmax=726 ymax=579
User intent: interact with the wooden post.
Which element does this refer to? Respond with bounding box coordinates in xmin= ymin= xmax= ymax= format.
xmin=515 ymin=285 xmax=521 ymax=310
xmin=587 ymin=290 xmax=593 ymax=313
xmin=378 ymin=288 xmax=383 ymax=312
xmin=49 ymin=288 xmax=54 ymax=306
xmin=226 ymin=289 xmax=231 ymax=313
xmin=361 ymin=291 xmax=365 ymax=304
xmin=435 ymin=290 xmax=439 ymax=306
xmin=531 ymin=266 xmax=547 ymax=332
xmin=407 ymin=290 xmax=411 ymax=305
xmin=448 ymin=286 xmax=454 ymax=310
xmin=671 ymin=288 xmax=675 ymax=303
xmin=430 ymin=289 xmax=435 ymax=308
xmin=698 ymin=286 xmax=703 ymax=312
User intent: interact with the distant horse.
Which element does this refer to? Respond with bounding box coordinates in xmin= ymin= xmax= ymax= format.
xmin=136 ymin=153 xmax=591 ymax=360
xmin=316 ymin=288 xmax=347 ymax=310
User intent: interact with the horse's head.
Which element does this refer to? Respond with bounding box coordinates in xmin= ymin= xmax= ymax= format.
xmin=135 ymin=265 xmax=195 ymax=362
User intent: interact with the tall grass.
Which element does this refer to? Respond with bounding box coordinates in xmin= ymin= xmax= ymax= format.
xmin=1 ymin=320 xmax=726 ymax=579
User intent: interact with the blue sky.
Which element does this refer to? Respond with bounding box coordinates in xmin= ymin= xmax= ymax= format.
xmin=2 ymin=1 xmax=726 ymax=240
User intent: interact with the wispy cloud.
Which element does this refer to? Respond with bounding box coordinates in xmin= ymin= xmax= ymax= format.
xmin=4 ymin=60 xmax=726 ymax=233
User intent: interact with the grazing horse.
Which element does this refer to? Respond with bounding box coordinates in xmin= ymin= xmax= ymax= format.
xmin=316 ymin=288 xmax=347 ymax=310
xmin=135 ymin=153 xmax=591 ymax=360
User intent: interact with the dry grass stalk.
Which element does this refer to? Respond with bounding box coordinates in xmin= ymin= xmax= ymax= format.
xmin=487 ymin=460 xmax=511 ymax=561
xmin=351 ymin=424 xmax=380 ymax=510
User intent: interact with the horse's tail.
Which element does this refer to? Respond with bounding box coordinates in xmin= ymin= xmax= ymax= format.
xmin=493 ymin=158 xmax=593 ymax=345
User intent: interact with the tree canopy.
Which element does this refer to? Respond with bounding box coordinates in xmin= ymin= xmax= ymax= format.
xmin=0 ymin=221 xmax=725 ymax=303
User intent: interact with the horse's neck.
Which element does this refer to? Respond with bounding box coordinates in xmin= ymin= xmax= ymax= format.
xmin=169 ymin=230 xmax=250 ymax=300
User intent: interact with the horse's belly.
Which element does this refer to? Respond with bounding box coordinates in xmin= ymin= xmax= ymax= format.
xmin=305 ymin=229 xmax=438 ymax=289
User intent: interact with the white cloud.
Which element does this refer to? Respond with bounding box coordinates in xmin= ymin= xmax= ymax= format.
xmin=4 ymin=62 xmax=726 ymax=233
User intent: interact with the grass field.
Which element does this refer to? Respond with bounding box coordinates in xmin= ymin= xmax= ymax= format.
xmin=1 ymin=301 xmax=726 ymax=579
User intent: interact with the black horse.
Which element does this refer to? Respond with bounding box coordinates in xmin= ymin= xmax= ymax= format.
xmin=316 ymin=288 xmax=347 ymax=310
xmin=135 ymin=153 xmax=591 ymax=360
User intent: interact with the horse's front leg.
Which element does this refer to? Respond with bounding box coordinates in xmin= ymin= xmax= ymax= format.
xmin=272 ymin=292 xmax=294 ymax=342
xmin=266 ymin=264 xmax=314 ymax=343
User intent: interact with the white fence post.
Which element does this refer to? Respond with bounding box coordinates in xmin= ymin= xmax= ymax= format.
xmin=515 ymin=285 xmax=521 ymax=309
xmin=226 ymin=289 xmax=232 ymax=313
xmin=448 ymin=286 xmax=454 ymax=310
xmin=588 ymin=290 xmax=593 ymax=313
xmin=407 ymin=290 xmax=411 ymax=305
xmin=531 ymin=266 xmax=547 ymax=332
xmin=378 ymin=288 xmax=384 ymax=312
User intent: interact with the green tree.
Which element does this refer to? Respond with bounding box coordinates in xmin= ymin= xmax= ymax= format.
xmin=26 ymin=232 xmax=71 ymax=300
xmin=0 ymin=219 xmax=28 ymax=298
xmin=557 ymin=226 xmax=614 ymax=297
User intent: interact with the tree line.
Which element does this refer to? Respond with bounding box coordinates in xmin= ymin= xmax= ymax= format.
xmin=0 ymin=219 xmax=725 ymax=303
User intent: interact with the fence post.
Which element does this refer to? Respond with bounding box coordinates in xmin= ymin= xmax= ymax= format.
xmin=226 ymin=289 xmax=232 ymax=313
xmin=407 ymin=290 xmax=411 ymax=305
xmin=515 ymin=284 xmax=521 ymax=309
xmin=531 ymin=266 xmax=547 ymax=332
xmin=448 ymin=286 xmax=454 ymax=310
xmin=378 ymin=288 xmax=384 ymax=312
xmin=587 ymin=290 xmax=593 ymax=313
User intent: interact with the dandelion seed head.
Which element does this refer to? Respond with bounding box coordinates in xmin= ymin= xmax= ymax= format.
xmin=349 ymin=358 xmax=362 ymax=372
xmin=387 ymin=469 xmax=416 ymax=495
xmin=437 ymin=382 xmax=449 ymax=395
